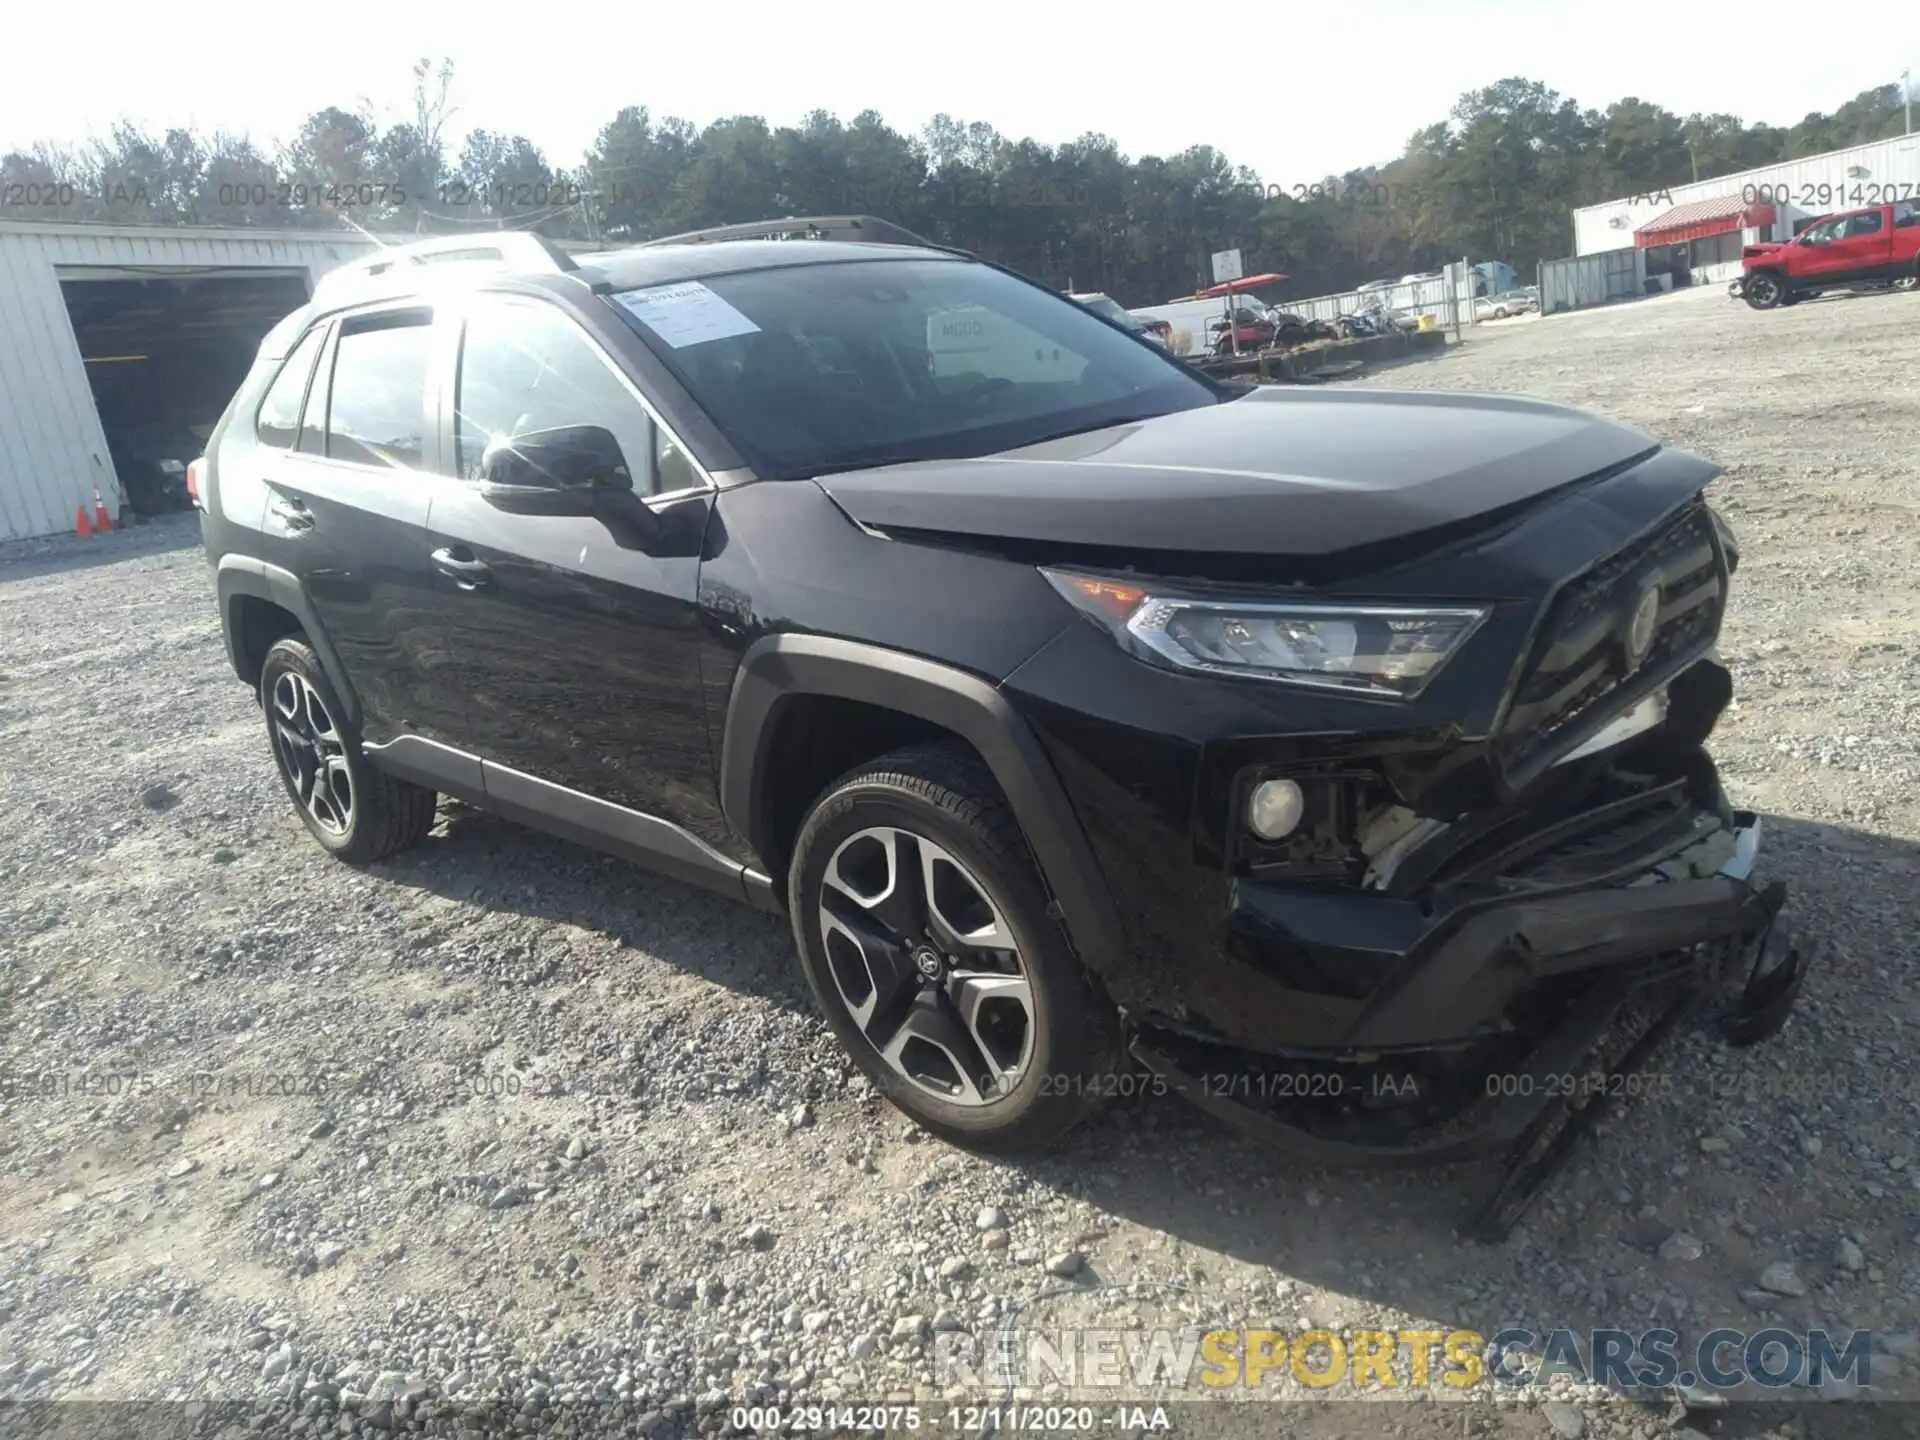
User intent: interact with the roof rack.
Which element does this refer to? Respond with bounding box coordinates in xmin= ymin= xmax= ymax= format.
xmin=637 ymin=215 xmax=937 ymax=249
xmin=311 ymin=231 xmax=578 ymax=305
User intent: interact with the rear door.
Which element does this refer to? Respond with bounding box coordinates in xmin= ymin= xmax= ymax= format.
xmin=420 ymin=291 xmax=717 ymax=826
xmin=252 ymin=303 xmax=464 ymax=747
xmin=1891 ymin=201 xmax=1920 ymax=268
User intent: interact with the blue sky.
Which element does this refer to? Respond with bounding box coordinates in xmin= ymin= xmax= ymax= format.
xmin=5 ymin=0 xmax=1913 ymax=184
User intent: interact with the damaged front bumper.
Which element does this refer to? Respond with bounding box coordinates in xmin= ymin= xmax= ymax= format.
xmin=1131 ymin=808 xmax=1812 ymax=1237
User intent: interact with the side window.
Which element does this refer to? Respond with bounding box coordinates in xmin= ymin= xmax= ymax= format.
xmin=1847 ymin=210 xmax=1884 ymax=236
xmin=456 ymin=299 xmax=660 ymax=491
xmin=1801 ymin=219 xmax=1843 ymax=246
xmin=298 ymin=324 xmax=332 ymax=454
xmin=1895 ymin=201 xmax=1920 ymax=228
xmin=254 ymin=327 xmax=326 ymax=450
xmin=325 ymin=312 xmax=432 ymax=469
xmin=656 ymin=431 xmax=701 ymax=493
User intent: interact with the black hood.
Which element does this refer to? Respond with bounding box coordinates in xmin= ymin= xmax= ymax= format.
xmin=815 ymin=387 xmax=1661 ymax=556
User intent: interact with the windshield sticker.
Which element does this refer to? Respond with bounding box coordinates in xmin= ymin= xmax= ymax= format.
xmin=610 ymin=281 xmax=761 ymax=349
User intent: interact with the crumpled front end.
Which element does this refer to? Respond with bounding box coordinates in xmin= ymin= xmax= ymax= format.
xmin=1005 ymin=465 xmax=1812 ymax=1238
xmin=1128 ymin=764 xmax=1810 ymax=1237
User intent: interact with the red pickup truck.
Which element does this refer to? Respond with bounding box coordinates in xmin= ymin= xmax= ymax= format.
xmin=1740 ymin=200 xmax=1920 ymax=308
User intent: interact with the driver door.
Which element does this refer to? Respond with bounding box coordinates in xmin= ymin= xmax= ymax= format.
xmin=1791 ymin=216 xmax=1850 ymax=280
xmin=420 ymin=291 xmax=718 ymax=829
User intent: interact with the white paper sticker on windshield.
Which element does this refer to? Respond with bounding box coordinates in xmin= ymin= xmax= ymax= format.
xmin=610 ymin=281 xmax=760 ymax=349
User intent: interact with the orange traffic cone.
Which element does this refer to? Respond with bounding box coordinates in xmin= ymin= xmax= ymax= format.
xmin=92 ymin=488 xmax=113 ymax=532
xmin=76 ymin=505 xmax=93 ymax=537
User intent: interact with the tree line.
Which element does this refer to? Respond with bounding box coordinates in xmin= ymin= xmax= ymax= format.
xmin=2 ymin=61 xmax=1910 ymax=305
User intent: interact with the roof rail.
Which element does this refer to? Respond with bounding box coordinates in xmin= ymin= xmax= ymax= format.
xmin=311 ymin=231 xmax=578 ymax=305
xmin=637 ymin=215 xmax=937 ymax=249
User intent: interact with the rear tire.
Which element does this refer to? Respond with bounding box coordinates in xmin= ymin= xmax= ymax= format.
xmin=258 ymin=637 xmax=438 ymax=864
xmin=787 ymin=741 xmax=1122 ymax=1151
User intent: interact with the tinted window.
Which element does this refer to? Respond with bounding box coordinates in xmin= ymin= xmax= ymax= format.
xmin=605 ymin=258 xmax=1218 ymax=482
xmin=1896 ymin=201 xmax=1920 ymax=228
xmin=298 ymin=326 xmax=332 ymax=454
xmin=1846 ymin=211 xmax=1883 ymax=236
xmin=255 ymin=327 xmax=325 ymax=450
xmin=325 ymin=314 xmax=431 ymax=469
xmin=456 ymin=299 xmax=658 ymax=489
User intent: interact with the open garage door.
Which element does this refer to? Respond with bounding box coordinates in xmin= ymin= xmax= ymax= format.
xmin=58 ymin=267 xmax=311 ymax=518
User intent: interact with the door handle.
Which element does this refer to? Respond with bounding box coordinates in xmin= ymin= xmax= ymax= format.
xmin=431 ymin=546 xmax=492 ymax=589
xmin=266 ymin=494 xmax=313 ymax=531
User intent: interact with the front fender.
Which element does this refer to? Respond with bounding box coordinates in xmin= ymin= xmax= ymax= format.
xmin=718 ymin=632 xmax=1126 ymax=974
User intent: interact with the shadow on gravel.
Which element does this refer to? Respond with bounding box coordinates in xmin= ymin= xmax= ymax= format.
xmin=0 ymin=513 xmax=200 ymax=586
xmin=375 ymin=799 xmax=812 ymax=1012
xmin=360 ymin=775 xmax=1915 ymax=1402
xmin=1792 ymin=287 xmax=1917 ymax=309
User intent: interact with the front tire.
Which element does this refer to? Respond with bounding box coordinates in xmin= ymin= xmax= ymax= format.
xmin=1744 ymin=271 xmax=1785 ymax=309
xmin=258 ymin=637 xmax=437 ymax=864
xmin=788 ymin=742 xmax=1121 ymax=1150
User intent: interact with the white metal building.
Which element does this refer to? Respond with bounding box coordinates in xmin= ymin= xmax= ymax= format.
xmin=1573 ymin=133 xmax=1920 ymax=280
xmin=0 ymin=222 xmax=381 ymax=541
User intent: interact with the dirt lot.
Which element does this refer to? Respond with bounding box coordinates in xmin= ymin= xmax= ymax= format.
xmin=2 ymin=282 xmax=1917 ymax=1440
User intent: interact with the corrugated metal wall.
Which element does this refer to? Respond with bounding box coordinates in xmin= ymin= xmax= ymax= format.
xmin=1540 ymin=248 xmax=1647 ymax=314
xmin=0 ymin=223 xmax=378 ymax=540
xmin=1573 ymin=135 xmax=1920 ymax=257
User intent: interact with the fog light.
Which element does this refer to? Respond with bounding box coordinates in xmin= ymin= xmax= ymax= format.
xmin=1247 ymin=779 xmax=1305 ymax=840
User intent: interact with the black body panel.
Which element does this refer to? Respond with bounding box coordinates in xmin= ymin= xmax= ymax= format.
xmin=422 ymin=481 xmax=722 ymax=833
xmin=816 ymin=387 xmax=1659 ymax=557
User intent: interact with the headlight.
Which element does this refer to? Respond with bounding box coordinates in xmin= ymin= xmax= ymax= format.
xmin=1041 ymin=568 xmax=1489 ymax=699
xmin=1707 ymin=503 xmax=1739 ymax=574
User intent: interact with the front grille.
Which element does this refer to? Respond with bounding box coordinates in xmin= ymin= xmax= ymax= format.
xmin=1501 ymin=504 xmax=1723 ymax=768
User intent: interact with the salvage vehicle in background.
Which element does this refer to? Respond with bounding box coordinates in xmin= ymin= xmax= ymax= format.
xmin=1736 ymin=200 xmax=1920 ymax=308
xmin=1475 ymin=290 xmax=1537 ymax=320
xmin=1068 ymin=291 xmax=1173 ymax=347
xmin=194 ymin=218 xmax=1809 ymax=1240
xmin=106 ymin=418 xmax=207 ymax=517
xmin=1206 ymin=303 xmax=1314 ymax=354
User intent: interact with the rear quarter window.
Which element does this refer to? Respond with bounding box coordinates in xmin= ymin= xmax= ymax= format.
xmin=254 ymin=327 xmax=327 ymax=450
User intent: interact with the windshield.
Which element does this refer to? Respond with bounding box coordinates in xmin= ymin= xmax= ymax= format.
xmin=605 ymin=258 xmax=1218 ymax=480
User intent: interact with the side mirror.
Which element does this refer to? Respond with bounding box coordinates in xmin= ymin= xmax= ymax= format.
xmin=479 ymin=425 xmax=633 ymax=515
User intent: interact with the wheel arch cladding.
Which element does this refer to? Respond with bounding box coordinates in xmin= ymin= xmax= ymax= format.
xmin=216 ymin=556 xmax=362 ymax=731
xmin=720 ymin=633 xmax=1126 ymax=973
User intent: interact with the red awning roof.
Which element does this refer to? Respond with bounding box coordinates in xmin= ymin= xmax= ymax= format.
xmin=1192 ymin=272 xmax=1288 ymax=297
xmin=1635 ymin=195 xmax=1776 ymax=248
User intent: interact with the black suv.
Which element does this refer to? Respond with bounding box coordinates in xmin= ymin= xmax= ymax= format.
xmin=197 ymin=217 xmax=1807 ymax=1234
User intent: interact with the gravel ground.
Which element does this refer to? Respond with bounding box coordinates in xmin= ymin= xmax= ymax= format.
xmin=2 ymin=282 xmax=1917 ymax=1440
